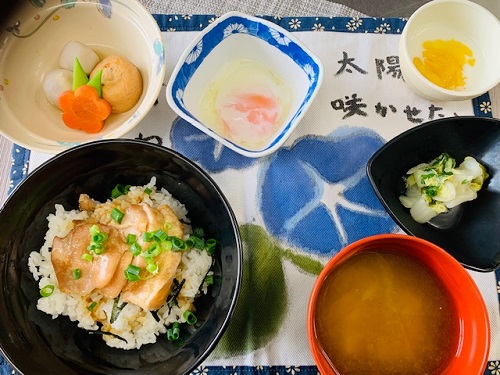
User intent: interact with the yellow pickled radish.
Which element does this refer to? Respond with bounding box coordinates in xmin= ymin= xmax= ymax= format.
xmin=413 ymin=39 xmax=475 ymax=90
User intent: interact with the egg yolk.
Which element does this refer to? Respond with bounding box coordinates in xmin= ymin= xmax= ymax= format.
xmin=231 ymin=94 xmax=278 ymax=125
xmin=197 ymin=59 xmax=292 ymax=150
xmin=413 ymin=39 xmax=475 ymax=90
xmin=218 ymin=92 xmax=281 ymax=143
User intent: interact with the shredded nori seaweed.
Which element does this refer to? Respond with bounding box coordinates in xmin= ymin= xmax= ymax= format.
xmin=110 ymin=295 xmax=127 ymax=324
xmin=89 ymin=330 xmax=128 ymax=343
xmin=167 ymin=278 xmax=185 ymax=314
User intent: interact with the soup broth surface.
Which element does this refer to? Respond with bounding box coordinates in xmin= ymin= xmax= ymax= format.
xmin=314 ymin=250 xmax=458 ymax=375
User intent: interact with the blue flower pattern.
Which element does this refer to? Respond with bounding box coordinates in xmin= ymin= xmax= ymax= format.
xmin=258 ymin=127 xmax=397 ymax=255
xmin=186 ymin=40 xmax=204 ymax=64
xmin=222 ymin=23 xmax=249 ymax=38
xmin=269 ymin=29 xmax=291 ymax=46
xmin=170 ymin=118 xmax=257 ymax=172
xmin=172 ymin=120 xmax=397 ymax=255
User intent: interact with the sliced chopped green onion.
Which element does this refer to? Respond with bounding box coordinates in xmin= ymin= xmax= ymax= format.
xmin=144 ymin=187 xmax=152 ymax=195
xmin=143 ymin=231 xmax=154 ymax=242
xmin=81 ymin=253 xmax=93 ymax=262
xmin=192 ymin=227 xmax=205 ymax=238
xmin=146 ymin=263 xmax=159 ymax=275
xmin=171 ymin=237 xmax=187 ymax=252
xmin=161 ymin=240 xmax=173 ymax=251
xmin=87 ymin=243 xmax=99 ymax=252
xmin=185 ymin=238 xmax=194 ymax=248
xmin=183 ymin=310 xmax=197 ymax=325
xmin=111 ymin=208 xmax=124 ymax=224
xmin=91 ymin=232 xmax=108 ymax=243
xmin=144 ymin=243 xmax=161 ymax=258
xmin=91 ymin=243 xmax=105 ymax=255
xmin=111 ymin=184 xmax=131 ymax=198
xmin=124 ymin=264 xmax=141 ymax=282
xmin=167 ymin=322 xmax=181 ymax=341
xmin=166 ymin=329 xmax=175 ymax=341
xmin=204 ymin=274 xmax=214 ymax=286
xmin=72 ymin=268 xmax=82 ymax=280
xmin=87 ymin=301 xmax=97 ymax=311
xmin=88 ymin=225 xmax=107 ymax=255
xmin=186 ymin=235 xmax=204 ymax=250
xmin=144 ymin=229 xmax=169 ymax=243
xmin=130 ymin=242 xmax=142 ymax=256
xmin=172 ymin=322 xmax=180 ymax=335
xmin=152 ymin=229 xmax=168 ymax=243
xmin=205 ymin=238 xmax=217 ymax=255
xmin=40 ymin=285 xmax=55 ymax=297
xmin=89 ymin=224 xmax=102 ymax=236
xmin=126 ymin=233 xmax=137 ymax=245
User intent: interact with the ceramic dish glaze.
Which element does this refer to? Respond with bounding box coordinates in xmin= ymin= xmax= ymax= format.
xmin=367 ymin=116 xmax=500 ymax=271
xmin=0 ymin=140 xmax=242 ymax=374
xmin=0 ymin=0 xmax=166 ymax=154
xmin=166 ymin=11 xmax=324 ymax=158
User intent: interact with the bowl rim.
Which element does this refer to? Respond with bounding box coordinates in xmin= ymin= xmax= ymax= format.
xmin=0 ymin=138 xmax=243 ymax=374
xmin=399 ymin=0 xmax=500 ymax=99
xmin=165 ymin=10 xmax=324 ymax=158
xmin=307 ymin=233 xmax=490 ymax=375
xmin=0 ymin=0 xmax=166 ymax=155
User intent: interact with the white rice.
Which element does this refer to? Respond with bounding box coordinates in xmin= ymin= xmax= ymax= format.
xmin=27 ymin=177 xmax=213 ymax=350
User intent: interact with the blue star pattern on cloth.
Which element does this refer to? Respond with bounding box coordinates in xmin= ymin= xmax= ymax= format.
xmin=258 ymin=127 xmax=398 ymax=255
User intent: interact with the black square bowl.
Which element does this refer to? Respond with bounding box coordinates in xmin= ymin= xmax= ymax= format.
xmin=367 ymin=116 xmax=500 ymax=272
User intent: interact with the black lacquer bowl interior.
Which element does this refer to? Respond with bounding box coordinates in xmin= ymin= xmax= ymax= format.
xmin=367 ymin=116 xmax=500 ymax=272
xmin=0 ymin=139 xmax=242 ymax=374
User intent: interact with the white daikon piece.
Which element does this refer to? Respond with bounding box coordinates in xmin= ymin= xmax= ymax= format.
xmin=42 ymin=69 xmax=72 ymax=107
xmin=58 ymin=41 xmax=99 ymax=74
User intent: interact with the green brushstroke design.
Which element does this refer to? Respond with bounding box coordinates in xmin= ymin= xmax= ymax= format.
xmin=213 ymin=224 xmax=323 ymax=357
xmin=282 ymin=248 xmax=323 ymax=275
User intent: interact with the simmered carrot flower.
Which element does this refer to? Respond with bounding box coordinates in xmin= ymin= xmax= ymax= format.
xmin=58 ymin=84 xmax=111 ymax=133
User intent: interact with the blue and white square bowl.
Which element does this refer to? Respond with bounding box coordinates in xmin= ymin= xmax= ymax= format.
xmin=166 ymin=11 xmax=324 ymax=158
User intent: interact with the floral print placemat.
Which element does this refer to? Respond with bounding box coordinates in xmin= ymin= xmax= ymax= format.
xmin=5 ymin=14 xmax=499 ymax=375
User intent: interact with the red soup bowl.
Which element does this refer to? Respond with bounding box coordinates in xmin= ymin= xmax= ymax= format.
xmin=307 ymin=234 xmax=490 ymax=375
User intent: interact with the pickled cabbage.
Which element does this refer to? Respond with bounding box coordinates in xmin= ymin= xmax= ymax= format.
xmin=399 ymin=153 xmax=488 ymax=223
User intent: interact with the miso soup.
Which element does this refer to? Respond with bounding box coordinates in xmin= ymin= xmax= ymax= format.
xmin=314 ymin=250 xmax=458 ymax=375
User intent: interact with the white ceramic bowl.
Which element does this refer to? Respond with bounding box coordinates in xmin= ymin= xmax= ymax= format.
xmin=0 ymin=0 xmax=166 ymax=154
xmin=399 ymin=0 xmax=500 ymax=101
xmin=166 ymin=11 xmax=324 ymax=158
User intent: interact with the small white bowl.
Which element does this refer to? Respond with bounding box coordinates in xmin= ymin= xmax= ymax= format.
xmin=399 ymin=0 xmax=500 ymax=101
xmin=0 ymin=0 xmax=166 ymax=154
xmin=166 ymin=11 xmax=324 ymax=158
